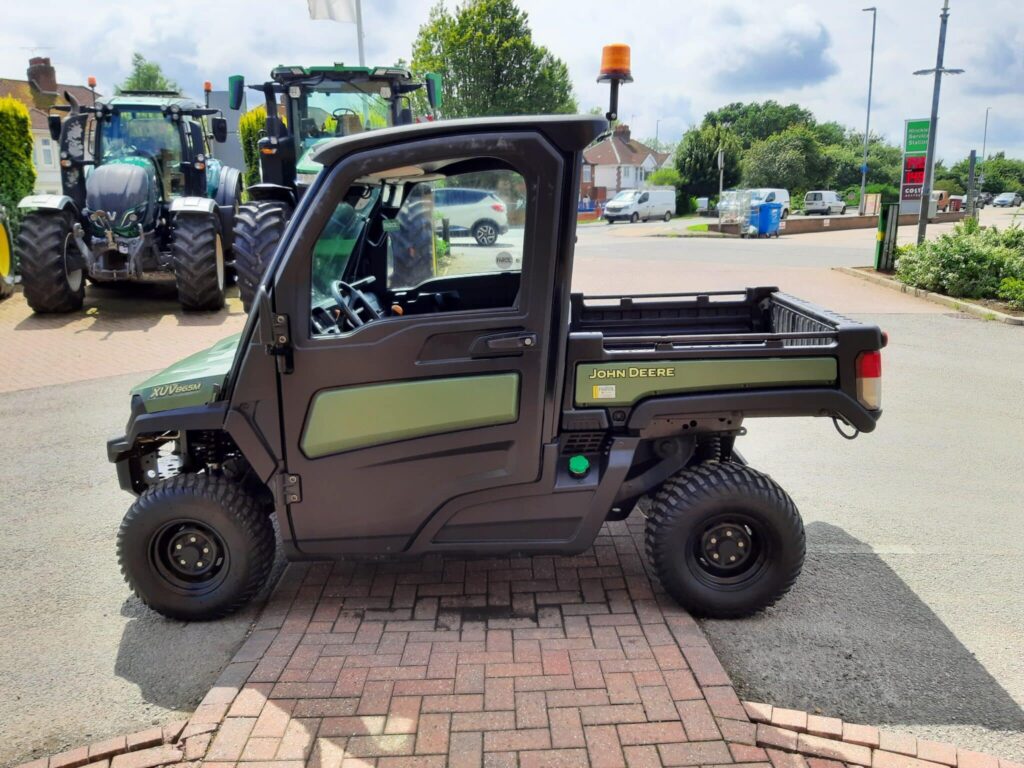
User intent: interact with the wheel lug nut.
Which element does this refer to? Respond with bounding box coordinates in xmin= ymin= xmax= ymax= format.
xmin=710 ymin=537 xmax=717 ymax=544
xmin=179 ymin=559 xmax=186 ymax=566
xmin=729 ymin=555 xmax=737 ymax=562
xmin=726 ymin=530 xmax=733 ymax=537
xmin=711 ymin=553 xmax=719 ymax=560
xmin=190 ymin=536 xmax=197 ymax=543
xmin=175 ymin=544 xmax=182 ymax=550
xmin=738 ymin=541 xmax=745 ymax=548
xmin=196 ymin=561 xmax=203 ymax=568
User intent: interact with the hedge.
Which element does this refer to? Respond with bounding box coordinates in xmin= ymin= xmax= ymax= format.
xmin=0 ymin=96 xmax=36 ymax=236
xmin=238 ymin=106 xmax=267 ymax=190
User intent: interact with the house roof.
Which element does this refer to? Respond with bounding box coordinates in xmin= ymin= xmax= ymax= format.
xmin=584 ymin=125 xmax=667 ymax=169
xmin=0 ymin=78 xmax=97 ymax=131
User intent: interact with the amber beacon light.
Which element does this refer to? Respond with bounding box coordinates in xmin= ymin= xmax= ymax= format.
xmin=597 ymin=44 xmax=633 ymax=122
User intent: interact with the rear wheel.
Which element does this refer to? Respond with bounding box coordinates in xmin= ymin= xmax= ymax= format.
xmin=117 ymin=474 xmax=275 ymax=621
xmin=173 ymin=214 xmax=225 ymax=311
xmin=472 ymin=219 xmax=499 ymax=246
xmin=645 ymin=461 xmax=805 ymax=618
xmin=234 ymin=202 xmax=291 ymax=311
xmin=663 ymin=211 xmax=672 ymax=222
xmin=631 ymin=212 xmax=640 ymax=223
xmin=17 ymin=210 xmax=84 ymax=313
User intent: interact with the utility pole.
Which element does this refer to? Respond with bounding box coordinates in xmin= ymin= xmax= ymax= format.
xmin=355 ymin=0 xmax=366 ymax=66
xmin=980 ymin=106 xmax=991 ymax=191
xmin=914 ymin=0 xmax=963 ymax=245
xmin=859 ymin=7 xmax=877 ymax=215
xmin=966 ymin=150 xmax=977 ymax=219
xmin=655 ymin=119 xmax=661 ymax=148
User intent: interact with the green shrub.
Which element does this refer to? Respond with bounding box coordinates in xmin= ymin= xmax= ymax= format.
xmin=896 ymin=221 xmax=1024 ymax=300
xmin=0 ymin=96 xmax=36 ymax=237
xmin=238 ymin=106 xmax=267 ymax=190
xmin=998 ymin=277 xmax=1024 ymax=310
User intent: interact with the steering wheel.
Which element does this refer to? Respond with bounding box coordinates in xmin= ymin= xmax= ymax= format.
xmin=330 ymin=276 xmax=382 ymax=329
xmin=331 ymin=108 xmax=361 ymax=135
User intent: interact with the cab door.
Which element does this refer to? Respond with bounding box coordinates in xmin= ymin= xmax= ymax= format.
xmin=270 ymin=130 xmax=569 ymax=555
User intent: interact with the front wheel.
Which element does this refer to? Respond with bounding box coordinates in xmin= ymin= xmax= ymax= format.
xmin=233 ymin=202 xmax=291 ymax=311
xmin=117 ymin=474 xmax=275 ymax=621
xmin=630 ymin=212 xmax=640 ymax=223
xmin=840 ymin=206 xmax=847 ymax=215
xmin=173 ymin=214 xmax=225 ymax=311
xmin=17 ymin=210 xmax=85 ymax=313
xmin=645 ymin=461 xmax=805 ymax=618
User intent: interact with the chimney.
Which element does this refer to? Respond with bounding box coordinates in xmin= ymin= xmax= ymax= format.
xmin=613 ymin=123 xmax=630 ymax=142
xmin=27 ymin=57 xmax=58 ymax=95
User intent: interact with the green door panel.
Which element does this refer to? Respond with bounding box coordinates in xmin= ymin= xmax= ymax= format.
xmin=301 ymin=373 xmax=520 ymax=458
xmin=574 ymin=357 xmax=837 ymax=407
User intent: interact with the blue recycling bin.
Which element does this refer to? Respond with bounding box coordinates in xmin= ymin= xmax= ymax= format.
xmin=747 ymin=203 xmax=782 ymax=237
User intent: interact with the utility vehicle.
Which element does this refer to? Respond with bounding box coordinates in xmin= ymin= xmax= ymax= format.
xmin=226 ymin=64 xmax=441 ymax=309
xmin=16 ymin=87 xmax=241 ymax=313
xmin=109 ymin=47 xmax=886 ymax=621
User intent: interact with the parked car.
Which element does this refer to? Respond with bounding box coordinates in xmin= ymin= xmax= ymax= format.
xmin=993 ymin=192 xmax=1022 ymax=208
xmin=603 ymin=188 xmax=675 ymax=223
xmin=803 ymin=191 xmax=846 ymax=215
xmin=750 ymin=188 xmax=791 ymax=218
xmin=433 ymin=187 xmax=509 ymax=245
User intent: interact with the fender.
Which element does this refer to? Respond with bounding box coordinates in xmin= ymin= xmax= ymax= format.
xmin=18 ymin=194 xmax=77 ymax=214
xmin=246 ymin=183 xmax=296 ymax=207
xmin=169 ymin=197 xmax=217 ymax=216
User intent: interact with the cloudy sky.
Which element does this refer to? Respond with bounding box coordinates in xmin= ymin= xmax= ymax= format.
xmin=2 ymin=0 xmax=1021 ymax=161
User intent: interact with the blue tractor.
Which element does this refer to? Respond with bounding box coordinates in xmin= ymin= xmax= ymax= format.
xmin=16 ymin=88 xmax=242 ymax=313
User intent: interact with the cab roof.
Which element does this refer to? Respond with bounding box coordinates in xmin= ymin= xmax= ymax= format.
xmin=311 ymin=115 xmax=608 ymax=167
xmin=99 ymin=93 xmax=202 ymax=110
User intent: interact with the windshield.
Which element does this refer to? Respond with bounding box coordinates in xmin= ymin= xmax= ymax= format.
xmin=99 ymin=109 xmax=183 ymax=197
xmin=611 ymin=191 xmax=637 ymax=202
xmin=311 ymin=186 xmax=381 ymax=301
xmin=297 ymin=87 xmax=391 ymax=149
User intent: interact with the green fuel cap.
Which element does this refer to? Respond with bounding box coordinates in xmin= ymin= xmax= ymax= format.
xmin=568 ymin=454 xmax=590 ymax=478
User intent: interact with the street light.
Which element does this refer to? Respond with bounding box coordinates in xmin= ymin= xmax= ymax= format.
xmin=980 ymin=106 xmax=992 ymax=190
xmin=913 ymin=0 xmax=964 ymax=245
xmin=858 ymin=7 xmax=877 ymax=216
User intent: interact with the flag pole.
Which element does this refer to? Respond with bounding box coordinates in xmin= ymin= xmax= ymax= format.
xmin=355 ymin=0 xmax=366 ymax=66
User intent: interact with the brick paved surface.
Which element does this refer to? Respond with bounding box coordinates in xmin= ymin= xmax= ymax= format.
xmin=19 ymin=517 xmax=1024 ymax=768
xmin=0 ymin=288 xmax=245 ymax=394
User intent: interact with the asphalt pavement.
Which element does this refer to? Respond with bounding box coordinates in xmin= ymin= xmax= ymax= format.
xmin=0 ymin=216 xmax=1021 ymax=765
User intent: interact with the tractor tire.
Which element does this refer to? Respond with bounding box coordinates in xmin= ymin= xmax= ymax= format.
xmin=645 ymin=461 xmax=805 ymax=619
xmin=173 ymin=214 xmax=226 ymax=311
xmin=234 ymin=202 xmax=291 ymax=312
xmin=117 ymin=473 xmax=275 ymax=621
xmin=17 ymin=210 xmax=85 ymax=313
xmin=0 ymin=209 xmax=13 ymax=299
xmin=472 ymin=219 xmax=500 ymax=246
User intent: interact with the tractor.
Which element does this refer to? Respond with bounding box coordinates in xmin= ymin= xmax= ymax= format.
xmin=227 ymin=64 xmax=441 ymax=309
xmin=16 ymin=87 xmax=242 ymax=313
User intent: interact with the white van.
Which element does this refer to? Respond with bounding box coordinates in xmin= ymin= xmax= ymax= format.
xmin=804 ymin=191 xmax=846 ymax=215
xmin=749 ymin=188 xmax=791 ymax=218
xmin=604 ymin=187 xmax=675 ymax=223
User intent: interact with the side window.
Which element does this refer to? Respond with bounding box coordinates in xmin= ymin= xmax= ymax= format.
xmin=310 ymin=188 xmax=380 ymax=302
xmin=390 ymin=168 xmax=525 ymax=290
xmin=765 ymin=191 xmax=776 ymax=202
xmin=639 ymin=192 xmax=649 ymax=203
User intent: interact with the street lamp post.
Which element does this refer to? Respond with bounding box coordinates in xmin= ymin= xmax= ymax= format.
xmin=980 ymin=106 xmax=991 ymax=191
xmin=913 ymin=0 xmax=964 ymax=245
xmin=859 ymin=7 xmax=877 ymax=216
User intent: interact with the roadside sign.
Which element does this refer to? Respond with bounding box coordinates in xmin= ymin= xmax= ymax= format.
xmin=900 ymin=118 xmax=930 ymax=210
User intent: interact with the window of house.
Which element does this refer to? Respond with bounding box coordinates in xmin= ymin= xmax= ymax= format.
xmin=582 ymin=165 xmax=592 ymax=183
xmin=40 ymin=138 xmax=54 ymax=167
xmin=309 ymin=164 xmax=527 ymax=337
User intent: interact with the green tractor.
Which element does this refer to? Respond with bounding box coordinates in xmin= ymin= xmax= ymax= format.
xmin=227 ymin=64 xmax=441 ymax=309
xmin=0 ymin=206 xmax=13 ymax=300
xmin=16 ymin=88 xmax=242 ymax=313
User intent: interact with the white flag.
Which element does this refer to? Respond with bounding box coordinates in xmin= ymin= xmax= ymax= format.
xmin=308 ymin=0 xmax=356 ymax=22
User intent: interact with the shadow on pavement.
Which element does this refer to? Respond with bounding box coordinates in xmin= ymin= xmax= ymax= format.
xmin=701 ymin=521 xmax=1024 ymax=732
xmin=114 ymin=541 xmax=286 ymax=710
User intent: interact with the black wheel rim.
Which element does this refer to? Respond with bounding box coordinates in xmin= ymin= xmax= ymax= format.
xmin=686 ymin=513 xmax=770 ymax=588
xmin=150 ymin=519 xmax=229 ymax=594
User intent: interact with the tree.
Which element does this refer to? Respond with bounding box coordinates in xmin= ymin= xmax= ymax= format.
xmin=411 ymin=0 xmax=577 ymax=118
xmin=238 ymin=107 xmax=267 ymax=189
xmin=118 ymin=53 xmax=178 ymax=93
xmin=674 ymin=124 xmax=741 ymax=199
xmin=703 ymin=101 xmax=814 ymax=148
xmin=741 ymin=125 xmax=826 ymax=193
xmin=0 ymin=96 xmax=36 ymax=235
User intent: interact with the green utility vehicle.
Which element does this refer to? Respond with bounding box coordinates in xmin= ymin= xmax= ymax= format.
xmin=227 ymin=64 xmax=441 ymax=310
xmin=109 ymin=57 xmax=886 ymax=621
xmin=16 ymin=89 xmax=241 ymax=313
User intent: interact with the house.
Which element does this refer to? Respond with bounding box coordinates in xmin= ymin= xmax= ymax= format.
xmin=0 ymin=58 xmax=96 ymax=194
xmin=580 ymin=124 xmax=670 ymax=204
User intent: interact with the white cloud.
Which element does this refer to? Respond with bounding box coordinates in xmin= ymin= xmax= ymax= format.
xmin=1 ymin=0 xmax=1021 ymax=160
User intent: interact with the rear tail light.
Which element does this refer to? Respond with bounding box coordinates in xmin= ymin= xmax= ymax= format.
xmin=856 ymin=350 xmax=882 ymax=410
xmin=491 ymin=203 xmax=506 ymax=213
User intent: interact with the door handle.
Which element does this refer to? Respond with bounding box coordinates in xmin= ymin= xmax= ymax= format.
xmin=469 ymin=331 xmax=538 ymax=358
xmin=486 ymin=332 xmax=537 ymax=351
